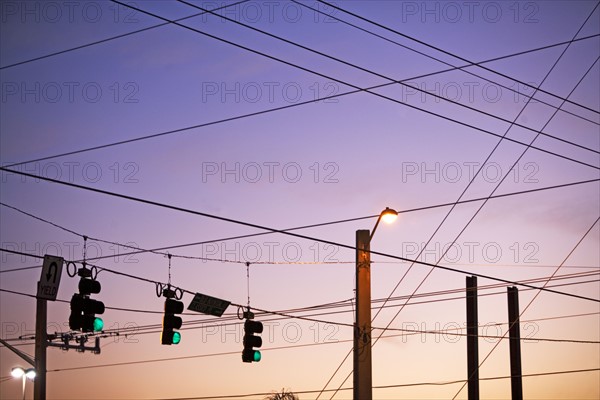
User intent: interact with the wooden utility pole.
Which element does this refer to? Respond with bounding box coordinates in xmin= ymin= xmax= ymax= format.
xmin=466 ymin=276 xmax=479 ymax=400
xmin=507 ymin=287 xmax=523 ymax=400
xmin=34 ymin=296 xmax=47 ymax=400
xmin=354 ymin=229 xmax=372 ymax=400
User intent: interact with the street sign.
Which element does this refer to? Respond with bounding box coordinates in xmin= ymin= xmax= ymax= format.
xmin=187 ymin=292 xmax=230 ymax=317
xmin=37 ymin=255 xmax=64 ymax=301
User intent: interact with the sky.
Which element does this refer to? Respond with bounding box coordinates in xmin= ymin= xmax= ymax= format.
xmin=0 ymin=0 xmax=599 ymax=399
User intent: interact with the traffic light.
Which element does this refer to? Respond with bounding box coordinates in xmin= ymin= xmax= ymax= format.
xmin=69 ymin=275 xmax=104 ymax=332
xmin=161 ymin=298 xmax=183 ymax=345
xmin=242 ymin=319 xmax=263 ymax=363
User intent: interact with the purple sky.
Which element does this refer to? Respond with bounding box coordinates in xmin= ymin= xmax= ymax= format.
xmin=1 ymin=1 xmax=599 ymax=399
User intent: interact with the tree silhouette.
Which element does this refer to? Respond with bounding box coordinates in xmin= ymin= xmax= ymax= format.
xmin=264 ymin=388 xmax=299 ymax=400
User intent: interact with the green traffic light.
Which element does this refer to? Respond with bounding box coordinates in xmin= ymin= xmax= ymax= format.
xmin=93 ymin=317 xmax=104 ymax=332
xmin=172 ymin=331 xmax=181 ymax=344
xmin=253 ymin=350 xmax=261 ymax=362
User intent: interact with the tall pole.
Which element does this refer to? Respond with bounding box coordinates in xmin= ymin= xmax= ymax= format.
xmin=34 ymin=297 xmax=47 ymax=400
xmin=466 ymin=276 xmax=479 ymax=400
xmin=354 ymin=229 xmax=372 ymax=400
xmin=507 ymin=287 xmax=523 ymax=400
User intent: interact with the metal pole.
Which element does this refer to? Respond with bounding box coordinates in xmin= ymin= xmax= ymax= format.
xmin=507 ymin=287 xmax=523 ymax=400
xmin=466 ymin=276 xmax=479 ymax=400
xmin=34 ymin=297 xmax=46 ymax=400
xmin=354 ymin=229 xmax=372 ymax=400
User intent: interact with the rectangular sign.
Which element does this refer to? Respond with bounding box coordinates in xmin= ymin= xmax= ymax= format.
xmin=187 ymin=292 xmax=230 ymax=317
xmin=37 ymin=255 xmax=64 ymax=301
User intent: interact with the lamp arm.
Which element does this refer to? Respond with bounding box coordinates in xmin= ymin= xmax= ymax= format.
xmin=369 ymin=214 xmax=382 ymax=242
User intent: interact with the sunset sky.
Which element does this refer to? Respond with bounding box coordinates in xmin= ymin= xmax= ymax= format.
xmin=1 ymin=1 xmax=599 ymax=399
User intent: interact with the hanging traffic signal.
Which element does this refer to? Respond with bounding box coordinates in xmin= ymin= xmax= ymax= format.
xmin=242 ymin=319 xmax=263 ymax=363
xmin=161 ymin=298 xmax=183 ymax=345
xmin=69 ymin=272 xmax=104 ymax=332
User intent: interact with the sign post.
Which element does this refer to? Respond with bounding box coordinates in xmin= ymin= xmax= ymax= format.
xmin=35 ymin=255 xmax=64 ymax=400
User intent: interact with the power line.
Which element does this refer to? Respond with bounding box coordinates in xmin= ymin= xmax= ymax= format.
xmin=3 ymin=176 xmax=600 ymax=270
xmin=96 ymin=368 xmax=600 ymax=399
xmin=292 ymin=0 xmax=600 ymax=127
xmin=4 ymin=178 xmax=597 ymax=269
xmin=317 ymin=0 xmax=600 ymax=117
xmin=1 ymin=251 xmax=598 ymax=345
xmin=2 ymin=272 xmax=596 ymax=342
xmin=1 ymin=168 xmax=598 ymax=304
xmin=0 ymin=201 xmax=246 ymax=265
xmin=176 ymin=0 xmax=599 ymax=156
xmin=108 ymin=1 xmax=599 ymax=172
xmin=4 ymin=18 xmax=599 ymax=171
xmin=0 ymin=1 xmax=251 ymax=70
xmin=2 ymin=271 xmax=595 ymax=331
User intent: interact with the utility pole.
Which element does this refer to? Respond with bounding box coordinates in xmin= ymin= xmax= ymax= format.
xmin=353 ymin=208 xmax=397 ymax=400
xmin=507 ymin=287 xmax=523 ymax=400
xmin=466 ymin=276 xmax=479 ymax=400
xmin=34 ymin=296 xmax=47 ymax=400
xmin=354 ymin=229 xmax=372 ymax=400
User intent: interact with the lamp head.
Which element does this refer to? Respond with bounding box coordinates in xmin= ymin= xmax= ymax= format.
xmin=25 ymin=369 xmax=36 ymax=380
xmin=381 ymin=207 xmax=398 ymax=224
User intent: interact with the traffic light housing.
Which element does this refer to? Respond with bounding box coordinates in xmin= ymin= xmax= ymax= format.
xmin=69 ymin=276 xmax=104 ymax=332
xmin=242 ymin=319 xmax=263 ymax=363
xmin=161 ymin=298 xmax=183 ymax=345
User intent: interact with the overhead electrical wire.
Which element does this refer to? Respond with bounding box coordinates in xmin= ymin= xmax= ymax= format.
xmin=4 ymin=10 xmax=599 ymax=170
xmin=317 ymin=0 xmax=600 ymax=116
xmin=2 ymin=285 xmax=598 ymax=347
xmin=107 ymin=1 xmax=599 ymax=172
xmin=2 ymin=271 xmax=596 ymax=325
xmin=3 ymin=182 xmax=600 ymax=273
xmin=176 ymin=0 xmax=599 ymax=156
xmin=1 ymin=168 xmax=599 ymax=304
xmin=2 ymin=0 xmax=597 ymax=132
xmin=3 ymin=178 xmax=597 ymax=270
xmin=1 ymin=248 xmax=599 ymax=345
xmin=0 ymin=201 xmax=247 ymax=265
xmin=34 ymin=368 xmax=600 ymax=399
xmin=1 ymin=0 xmax=596 ymax=134
xmin=293 ymin=0 xmax=600 ymax=127
xmin=0 ymin=0 xmax=252 ymax=70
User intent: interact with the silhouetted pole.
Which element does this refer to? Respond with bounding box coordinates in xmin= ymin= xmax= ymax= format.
xmin=466 ymin=276 xmax=479 ymax=400
xmin=507 ymin=287 xmax=523 ymax=400
xmin=354 ymin=229 xmax=372 ymax=400
xmin=34 ymin=297 xmax=47 ymax=400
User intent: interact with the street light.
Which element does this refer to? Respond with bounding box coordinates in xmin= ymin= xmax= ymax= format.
xmin=355 ymin=207 xmax=398 ymax=400
xmin=11 ymin=367 xmax=36 ymax=400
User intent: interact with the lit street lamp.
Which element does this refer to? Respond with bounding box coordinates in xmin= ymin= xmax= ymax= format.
xmin=354 ymin=207 xmax=398 ymax=400
xmin=11 ymin=367 xmax=36 ymax=400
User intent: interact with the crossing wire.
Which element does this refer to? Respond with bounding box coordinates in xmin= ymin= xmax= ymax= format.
xmin=108 ymin=1 xmax=599 ymax=172
xmin=4 ymin=15 xmax=599 ymax=170
xmin=0 ymin=1 xmax=252 ymax=70
xmin=177 ymin=0 xmax=599 ymax=155
xmin=317 ymin=0 xmax=600 ymax=116
xmin=1 ymin=167 xmax=599 ymax=304
xmin=293 ymin=0 xmax=600 ymax=127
